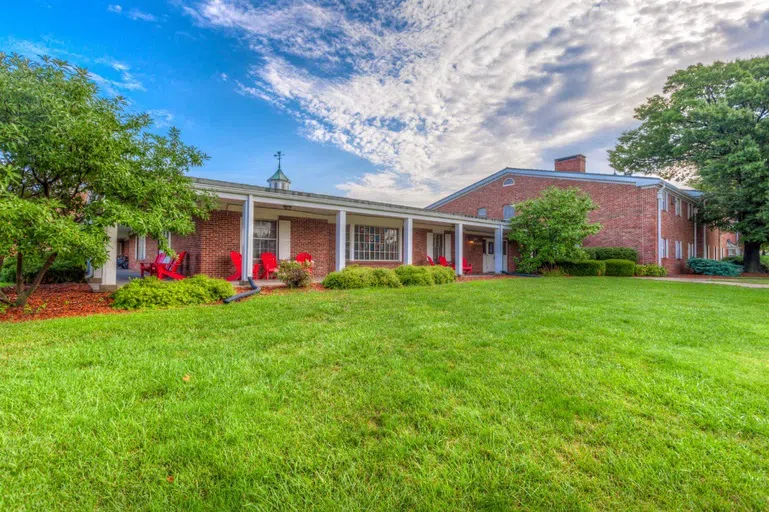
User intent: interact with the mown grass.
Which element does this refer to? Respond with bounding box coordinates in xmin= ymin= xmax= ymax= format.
xmin=1 ymin=278 xmax=768 ymax=510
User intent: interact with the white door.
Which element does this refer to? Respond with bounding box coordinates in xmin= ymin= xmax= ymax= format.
xmin=483 ymin=238 xmax=495 ymax=273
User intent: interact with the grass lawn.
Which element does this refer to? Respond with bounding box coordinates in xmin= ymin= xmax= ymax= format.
xmin=1 ymin=278 xmax=768 ymax=509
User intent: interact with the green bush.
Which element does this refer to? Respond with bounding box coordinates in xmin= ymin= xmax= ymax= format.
xmin=721 ymin=256 xmax=769 ymax=273
xmin=584 ymin=247 xmax=639 ymax=263
xmin=427 ymin=265 xmax=456 ymax=284
xmin=687 ymin=258 xmax=742 ymax=277
xmin=634 ymin=264 xmax=668 ymax=277
xmin=603 ymin=259 xmax=636 ymax=277
xmin=394 ymin=265 xmax=435 ymax=286
xmin=0 ymin=256 xmax=86 ymax=284
xmin=322 ymin=266 xmax=376 ymax=289
xmin=276 ymin=260 xmax=312 ymax=288
xmin=557 ymin=259 xmax=606 ymax=276
xmin=112 ymin=275 xmax=234 ymax=310
xmin=370 ymin=268 xmax=403 ymax=288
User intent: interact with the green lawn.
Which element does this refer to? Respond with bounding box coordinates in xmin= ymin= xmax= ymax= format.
xmin=1 ymin=279 xmax=768 ymax=510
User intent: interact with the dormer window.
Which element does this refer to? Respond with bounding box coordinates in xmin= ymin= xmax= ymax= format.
xmin=477 ymin=207 xmax=487 ymax=218
xmin=503 ymin=205 xmax=515 ymax=220
xmin=503 ymin=178 xmax=515 ymax=187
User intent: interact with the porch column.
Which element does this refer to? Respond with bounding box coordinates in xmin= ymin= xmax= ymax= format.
xmin=94 ymin=225 xmax=118 ymax=292
xmin=243 ymin=195 xmax=254 ymax=279
xmin=404 ymin=217 xmax=414 ymax=265
xmin=455 ymin=222 xmax=464 ymax=276
xmin=494 ymin=225 xmax=504 ymax=274
xmin=336 ymin=210 xmax=347 ymax=271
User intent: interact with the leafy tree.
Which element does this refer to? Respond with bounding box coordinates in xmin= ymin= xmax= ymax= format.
xmin=507 ymin=187 xmax=601 ymax=273
xmin=0 ymin=54 xmax=214 ymax=306
xmin=609 ymin=56 xmax=769 ymax=273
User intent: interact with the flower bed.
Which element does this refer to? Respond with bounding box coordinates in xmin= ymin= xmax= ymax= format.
xmin=0 ymin=283 xmax=120 ymax=323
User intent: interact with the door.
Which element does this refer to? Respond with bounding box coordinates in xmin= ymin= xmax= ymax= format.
xmin=483 ymin=238 xmax=495 ymax=273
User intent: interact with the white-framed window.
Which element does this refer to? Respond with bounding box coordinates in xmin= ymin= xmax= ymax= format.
xmin=253 ymin=220 xmax=277 ymax=258
xmin=353 ymin=225 xmax=400 ymax=261
xmin=136 ymin=235 xmax=147 ymax=260
xmin=477 ymin=207 xmax=487 ymax=218
xmin=661 ymin=238 xmax=670 ymax=259
xmin=675 ymin=240 xmax=682 ymax=259
xmin=433 ymin=233 xmax=444 ymax=259
xmin=675 ymin=197 xmax=682 ymax=216
xmin=686 ymin=202 xmax=693 ymax=220
xmin=662 ymin=191 xmax=669 ymax=212
xmin=503 ymin=178 xmax=515 ymax=187
xmin=503 ymin=205 xmax=515 ymax=220
xmin=687 ymin=243 xmax=693 ymax=259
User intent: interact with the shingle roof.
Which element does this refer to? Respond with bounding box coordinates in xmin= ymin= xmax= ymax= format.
xmin=268 ymin=169 xmax=291 ymax=183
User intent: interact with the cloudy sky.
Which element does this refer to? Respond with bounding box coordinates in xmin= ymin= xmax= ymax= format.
xmin=3 ymin=1 xmax=769 ymax=205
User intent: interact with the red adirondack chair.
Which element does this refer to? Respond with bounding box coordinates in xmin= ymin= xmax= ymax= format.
xmin=260 ymin=252 xmax=278 ymax=279
xmin=450 ymin=257 xmax=472 ymax=274
xmin=140 ymin=252 xmax=166 ymax=277
xmin=438 ymin=255 xmax=450 ymax=267
xmin=426 ymin=255 xmax=436 ymax=266
xmin=226 ymin=251 xmax=260 ymax=282
xmin=296 ymin=252 xmax=313 ymax=275
xmin=157 ymin=251 xmax=187 ymax=280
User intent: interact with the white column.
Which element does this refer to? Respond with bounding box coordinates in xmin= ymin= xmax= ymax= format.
xmin=454 ymin=223 xmax=464 ymax=276
xmin=243 ymin=195 xmax=254 ymax=279
xmin=96 ymin=225 xmax=118 ymax=291
xmin=336 ymin=210 xmax=347 ymax=271
xmin=494 ymin=225 xmax=504 ymax=274
xmin=404 ymin=217 xmax=414 ymax=265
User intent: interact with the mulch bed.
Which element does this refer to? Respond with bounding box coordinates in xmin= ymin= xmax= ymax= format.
xmin=1 ymin=283 xmax=122 ymax=323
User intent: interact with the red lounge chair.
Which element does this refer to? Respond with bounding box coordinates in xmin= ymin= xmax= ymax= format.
xmin=450 ymin=257 xmax=472 ymax=274
xmin=260 ymin=252 xmax=278 ymax=279
xmin=157 ymin=251 xmax=187 ymax=280
xmin=140 ymin=252 xmax=166 ymax=277
xmin=226 ymin=251 xmax=260 ymax=282
xmin=438 ymin=256 xmax=450 ymax=267
xmin=426 ymin=255 xmax=436 ymax=266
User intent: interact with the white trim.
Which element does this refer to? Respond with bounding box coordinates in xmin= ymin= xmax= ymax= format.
xmin=454 ymin=223 xmax=464 ymax=276
xmin=336 ymin=210 xmax=346 ymax=271
xmin=243 ymin=196 xmax=255 ymax=278
xmin=426 ymin=232 xmax=434 ymax=260
xmin=278 ymin=219 xmax=291 ymax=260
xmin=494 ymin=226 xmax=503 ymax=274
xmin=404 ymin=218 xmax=413 ymax=265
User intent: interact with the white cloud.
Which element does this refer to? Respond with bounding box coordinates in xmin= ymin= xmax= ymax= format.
xmin=186 ymin=0 xmax=769 ymax=205
xmin=108 ymin=4 xmax=158 ymax=23
xmin=149 ymin=109 xmax=175 ymax=128
xmin=91 ymin=58 xmax=145 ymax=93
xmin=107 ymin=4 xmax=122 ymax=14
xmin=219 ymin=72 xmax=228 ymax=81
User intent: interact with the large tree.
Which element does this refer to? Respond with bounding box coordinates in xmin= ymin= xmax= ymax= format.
xmin=508 ymin=186 xmax=601 ymax=273
xmin=0 ymin=54 xmax=214 ymax=306
xmin=609 ymin=56 xmax=769 ymax=273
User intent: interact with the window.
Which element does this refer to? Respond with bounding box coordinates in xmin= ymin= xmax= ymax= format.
xmin=686 ymin=202 xmax=694 ymax=220
xmin=136 ymin=235 xmax=147 ymax=260
xmin=503 ymin=178 xmax=515 ymax=187
xmin=662 ymin=191 xmax=669 ymax=212
xmin=503 ymin=205 xmax=515 ymax=220
xmin=253 ymin=220 xmax=277 ymax=259
xmin=353 ymin=225 xmax=400 ymax=261
xmin=433 ymin=233 xmax=444 ymax=259
xmin=675 ymin=197 xmax=682 ymax=216
xmin=477 ymin=207 xmax=487 ymax=218
xmin=687 ymin=243 xmax=693 ymax=259
xmin=675 ymin=240 xmax=682 ymax=259
xmin=661 ymin=238 xmax=670 ymax=258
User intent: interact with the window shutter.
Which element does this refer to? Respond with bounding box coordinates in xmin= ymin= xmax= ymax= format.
xmin=426 ymin=232 xmax=434 ymax=259
xmin=444 ymin=234 xmax=452 ymax=261
xmin=278 ymin=220 xmax=291 ymax=260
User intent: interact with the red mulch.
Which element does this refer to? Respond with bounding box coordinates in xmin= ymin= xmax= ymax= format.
xmin=1 ymin=283 xmax=123 ymax=323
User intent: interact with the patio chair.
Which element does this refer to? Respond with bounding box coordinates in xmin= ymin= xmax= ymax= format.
xmin=426 ymin=255 xmax=436 ymax=266
xmin=296 ymin=252 xmax=313 ymax=275
xmin=157 ymin=251 xmax=187 ymax=280
xmin=226 ymin=251 xmax=260 ymax=282
xmin=260 ymin=252 xmax=278 ymax=279
xmin=450 ymin=257 xmax=472 ymax=274
xmin=140 ymin=252 xmax=166 ymax=277
xmin=438 ymin=256 xmax=450 ymax=267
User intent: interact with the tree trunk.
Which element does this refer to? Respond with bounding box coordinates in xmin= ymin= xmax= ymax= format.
xmin=743 ymin=242 xmax=762 ymax=274
xmin=15 ymin=252 xmax=23 ymax=294
xmin=0 ymin=255 xmax=9 ymax=304
xmin=14 ymin=253 xmax=57 ymax=307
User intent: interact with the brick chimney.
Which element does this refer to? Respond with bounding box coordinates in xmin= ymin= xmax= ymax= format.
xmin=554 ymin=154 xmax=586 ymax=173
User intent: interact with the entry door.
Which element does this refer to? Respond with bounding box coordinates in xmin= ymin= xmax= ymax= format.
xmin=483 ymin=238 xmax=495 ymax=273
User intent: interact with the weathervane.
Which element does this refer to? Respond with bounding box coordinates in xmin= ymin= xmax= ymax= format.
xmin=274 ymin=151 xmax=284 ymax=171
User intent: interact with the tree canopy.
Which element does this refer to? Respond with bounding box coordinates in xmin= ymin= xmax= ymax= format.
xmin=507 ymin=186 xmax=601 ymax=273
xmin=0 ymin=54 xmax=214 ymax=306
xmin=609 ymin=56 xmax=769 ymax=272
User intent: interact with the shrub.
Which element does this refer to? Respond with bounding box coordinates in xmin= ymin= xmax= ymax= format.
xmin=603 ymin=259 xmax=636 ymax=277
xmin=540 ymin=267 xmax=566 ymax=277
xmin=584 ymin=247 xmax=639 ymax=263
xmin=687 ymin=258 xmax=742 ymax=277
xmin=634 ymin=264 xmax=668 ymax=277
xmin=427 ymin=265 xmax=456 ymax=284
xmin=394 ymin=265 xmax=435 ymax=286
xmin=322 ymin=266 xmax=375 ymax=289
xmin=557 ymin=259 xmax=606 ymax=276
xmin=721 ymin=256 xmax=769 ymax=273
xmin=112 ymin=275 xmax=234 ymax=309
xmin=370 ymin=268 xmax=402 ymax=288
xmin=276 ymin=260 xmax=312 ymax=288
xmin=0 ymin=256 xmax=86 ymax=284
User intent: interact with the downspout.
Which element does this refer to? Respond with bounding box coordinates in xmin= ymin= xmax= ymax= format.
xmin=656 ymin=188 xmax=664 ymax=265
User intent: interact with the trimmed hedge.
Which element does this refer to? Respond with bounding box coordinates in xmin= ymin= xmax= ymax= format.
xmin=394 ymin=265 xmax=434 ymax=286
xmin=604 ymin=259 xmax=636 ymax=277
xmin=634 ymin=264 xmax=668 ymax=277
xmin=584 ymin=247 xmax=639 ymax=263
xmin=322 ymin=266 xmax=375 ymax=289
xmin=721 ymin=256 xmax=769 ymax=273
xmin=0 ymin=256 xmax=86 ymax=284
xmin=427 ymin=265 xmax=456 ymax=284
xmin=557 ymin=259 xmax=606 ymax=276
xmin=687 ymin=258 xmax=742 ymax=277
xmin=112 ymin=275 xmax=234 ymax=310
xmin=370 ymin=268 xmax=403 ymax=288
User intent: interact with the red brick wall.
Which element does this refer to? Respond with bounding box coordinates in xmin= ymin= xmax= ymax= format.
xmin=659 ymin=193 xmax=697 ymax=274
xmin=414 ymin=228 xmax=429 ymax=265
xmin=198 ymin=210 xmax=241 ymax=279
xmin=554 ymin=156 xmax=586 ymax=173
xmin=172 ymin=231 xmax=201 ymax=277
xmin=126 ymin=236 xmax=159 ymax=270
xmin=284 ymin=216 xmax=332 ymax=276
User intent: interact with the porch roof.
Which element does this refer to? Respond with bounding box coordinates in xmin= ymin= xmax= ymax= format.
xmin=192 ymin=177 xmax=506 ymax=230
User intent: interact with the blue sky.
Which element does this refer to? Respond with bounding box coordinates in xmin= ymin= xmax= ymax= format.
xmin=3 ymin=1 xmax=769 ymax=205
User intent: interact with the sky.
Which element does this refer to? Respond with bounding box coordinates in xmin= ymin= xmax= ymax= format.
xmin=2 ymin=1 xmax=769 ymax=206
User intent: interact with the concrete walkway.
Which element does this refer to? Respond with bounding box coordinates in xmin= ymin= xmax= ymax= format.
xmin=641 ymin=277 xmax=769 ymax=289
